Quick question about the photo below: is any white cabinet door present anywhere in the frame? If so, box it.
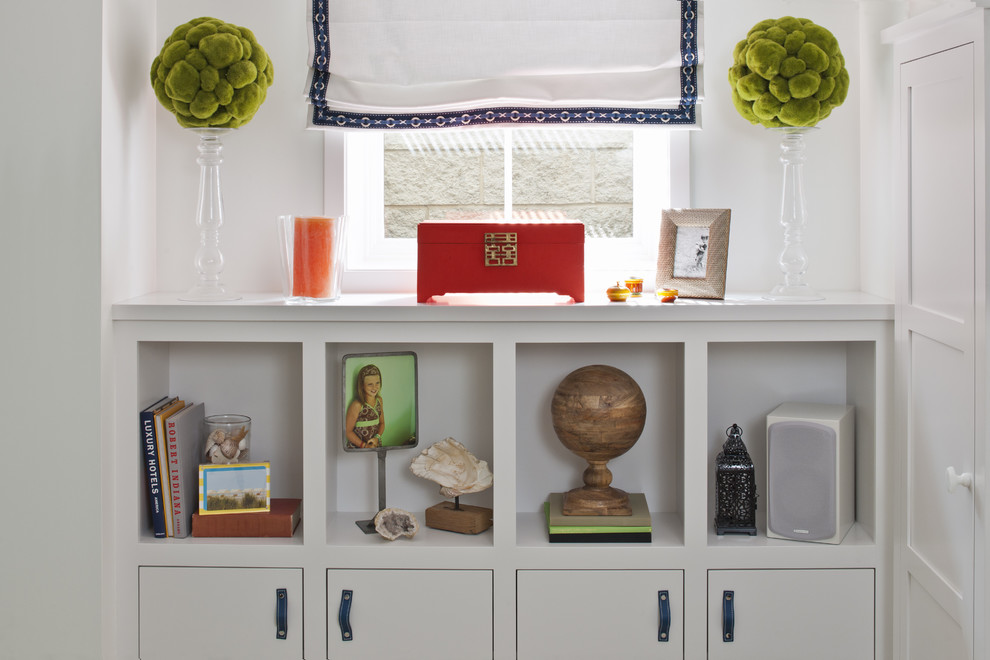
[327,569,492,660]
[516,569,683,660]
[895,40,977,660]
[139,566,303,660]
[707,569,873,660]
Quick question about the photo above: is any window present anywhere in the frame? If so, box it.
[329,129,689,293]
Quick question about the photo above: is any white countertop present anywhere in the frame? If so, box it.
[112,290,893,324]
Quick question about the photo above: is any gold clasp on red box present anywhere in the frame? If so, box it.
[484,232,518,266]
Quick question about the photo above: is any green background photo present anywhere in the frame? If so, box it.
[342,352,418,450]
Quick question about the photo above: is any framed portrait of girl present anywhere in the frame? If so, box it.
[342,351,418,452]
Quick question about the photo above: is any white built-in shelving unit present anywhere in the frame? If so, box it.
[112,291,892,659]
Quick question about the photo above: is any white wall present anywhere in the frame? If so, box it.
[0,2,103,659]
[151,0,901,298]
[860,0,907,298]
[102,1,158,657]
[910,0,957,14]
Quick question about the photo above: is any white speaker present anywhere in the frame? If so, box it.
[766,402,855,544]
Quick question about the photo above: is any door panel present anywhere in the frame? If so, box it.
[516,570,683,660]
[908,333,974,596]
[706,569,874,660]
[327,569,492,660]
[908,573,968,659]
[907,65,974,322]
[139,567,303,660]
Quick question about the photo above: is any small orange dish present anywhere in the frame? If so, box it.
[624,277,644,297]
[607,282,632,302]
[658,288,678,303]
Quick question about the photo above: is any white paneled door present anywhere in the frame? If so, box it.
[896,42,976,660]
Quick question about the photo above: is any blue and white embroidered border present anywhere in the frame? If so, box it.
[308,1,700,129]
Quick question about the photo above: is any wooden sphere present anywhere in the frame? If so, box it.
[551,365,647,462]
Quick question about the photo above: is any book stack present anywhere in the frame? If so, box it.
[544,492,652,543]
[139,396,205,539]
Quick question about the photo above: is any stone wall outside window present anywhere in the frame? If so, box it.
[383,130,634,239]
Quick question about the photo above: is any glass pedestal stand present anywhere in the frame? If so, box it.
[179,128,240,302]
[765,127,823,301]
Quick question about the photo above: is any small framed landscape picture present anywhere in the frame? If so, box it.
[656,208,731,299]
[342,351,419,452]
[198,462,271,515]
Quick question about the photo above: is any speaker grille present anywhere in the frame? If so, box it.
[767,421,836,541]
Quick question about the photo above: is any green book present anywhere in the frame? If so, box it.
[544,492,652,534]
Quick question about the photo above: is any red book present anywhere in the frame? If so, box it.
[165,402,205,538]
[191,498,302,538]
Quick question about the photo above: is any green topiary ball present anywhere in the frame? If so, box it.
[151,17,275,128]
[728,16,848,128]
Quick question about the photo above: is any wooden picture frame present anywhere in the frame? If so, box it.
[656,208,731,299]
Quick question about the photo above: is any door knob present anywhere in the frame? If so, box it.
[946,466,973,493]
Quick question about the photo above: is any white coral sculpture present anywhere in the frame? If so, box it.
[409,437,493,499]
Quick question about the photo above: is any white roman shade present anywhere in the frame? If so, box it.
[306,0,703,129]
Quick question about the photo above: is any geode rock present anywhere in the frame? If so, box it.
[373,508,419,541]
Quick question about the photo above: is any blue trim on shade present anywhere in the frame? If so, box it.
[310,103,696,129]
[308,0,700,129]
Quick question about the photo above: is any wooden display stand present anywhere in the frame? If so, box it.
[425,501,493,535]
[551,365,647,516]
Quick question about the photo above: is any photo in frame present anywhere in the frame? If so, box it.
[198,462,271,515]
[656,208,731,299]
[342,351,419,452]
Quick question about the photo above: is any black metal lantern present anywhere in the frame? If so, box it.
[714,423,758,535]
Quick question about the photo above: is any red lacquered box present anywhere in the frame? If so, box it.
[417,222,585,303]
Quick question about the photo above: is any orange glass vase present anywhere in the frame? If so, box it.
[278,215,346,302]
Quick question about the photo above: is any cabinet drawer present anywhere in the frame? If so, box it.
[707,568,873,659]
[327,569,492,659]
[517,569,684,660]
[139,566,303,660]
